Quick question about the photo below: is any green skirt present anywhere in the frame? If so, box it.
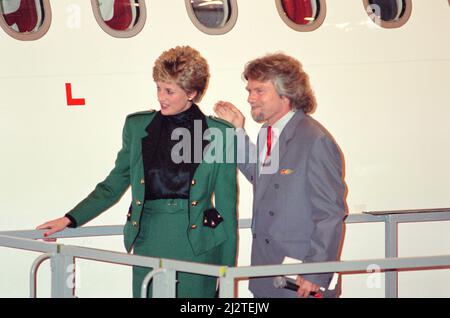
[132,198,219,298]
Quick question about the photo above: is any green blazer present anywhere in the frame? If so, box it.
[66,110,237,267]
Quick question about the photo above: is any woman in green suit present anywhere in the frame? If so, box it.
[37,46,237,298]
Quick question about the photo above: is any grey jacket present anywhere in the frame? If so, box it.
[238,110,346,298]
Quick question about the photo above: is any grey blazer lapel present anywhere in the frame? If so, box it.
[277,110,306,161]
[254,110,306,204]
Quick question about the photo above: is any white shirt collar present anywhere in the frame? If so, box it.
[270,109,296,132]
[258,110,296,173]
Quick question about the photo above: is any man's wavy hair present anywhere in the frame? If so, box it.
[243,53,317,113]
[153,46,210,103]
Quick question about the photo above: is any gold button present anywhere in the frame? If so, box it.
[191,201,198,207]
[132,221,138,227]
[140,178,145,184]
[190,224,197,229]
[191,179,196,186]
[136,200,142,206]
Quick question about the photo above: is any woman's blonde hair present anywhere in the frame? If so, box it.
[243,53,317,113]
[153,46,210,103]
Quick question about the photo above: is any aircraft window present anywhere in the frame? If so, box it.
[364,0,412,28]
[0,0,51,40]
[185,0,238,35]
[91,0,146,38]
[276,0,326,32]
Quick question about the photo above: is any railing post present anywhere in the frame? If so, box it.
[385,215,398,298]
[50,245,75,298]
[141,267,177,298]
[152,268,177,298]
[219,267,234,298]
[30,253,52,298]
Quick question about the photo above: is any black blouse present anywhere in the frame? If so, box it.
[143,104,208,200]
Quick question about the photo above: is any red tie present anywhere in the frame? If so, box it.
[265,125,272,161]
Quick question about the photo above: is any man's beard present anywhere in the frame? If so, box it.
[251,110,265,123]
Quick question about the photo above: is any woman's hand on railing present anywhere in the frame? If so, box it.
[36,217,72,242]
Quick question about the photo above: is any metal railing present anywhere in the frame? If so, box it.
[1,208,450,298]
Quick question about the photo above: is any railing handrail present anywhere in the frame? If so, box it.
[2,234,450,282]
[1,209,450,298]
[0,234,231,277]
[362,207,450,215]
[226,255,450,278]
[3,208,450,241]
